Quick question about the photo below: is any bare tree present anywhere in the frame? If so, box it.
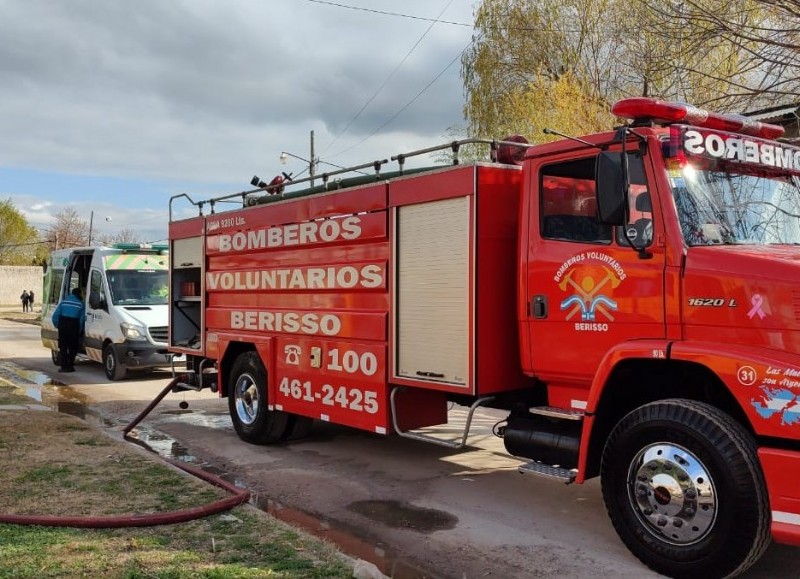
[46,207,89,252]
[96,227,144,246]
[636,0,800,109]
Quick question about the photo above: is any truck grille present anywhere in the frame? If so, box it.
[149,326,168,344]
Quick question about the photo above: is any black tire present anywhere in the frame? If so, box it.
[601,399,770,579]
[228,351,289,444]
[284,414,315,441]
[103,343,127,381]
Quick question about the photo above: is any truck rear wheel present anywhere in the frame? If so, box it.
[601,399,770,579]
[284,414,314,441]
[228,351,289,444]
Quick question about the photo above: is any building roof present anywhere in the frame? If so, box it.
[743,103,799,122]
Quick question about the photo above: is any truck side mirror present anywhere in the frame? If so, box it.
[595,152,626,225]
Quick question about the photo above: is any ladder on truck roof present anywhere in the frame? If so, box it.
[168,137,530,221]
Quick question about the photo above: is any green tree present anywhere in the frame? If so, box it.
[461,0,785,141]
[0,199,40,265]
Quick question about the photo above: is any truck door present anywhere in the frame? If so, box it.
[524,151,666,387]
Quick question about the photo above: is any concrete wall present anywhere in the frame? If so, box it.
[0,266,44,308]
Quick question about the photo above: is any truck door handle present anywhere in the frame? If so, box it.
[531,295,547,319]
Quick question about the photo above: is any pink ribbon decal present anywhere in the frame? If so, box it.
[747,294,766,320]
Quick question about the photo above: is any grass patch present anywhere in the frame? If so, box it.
[0,386,34,406]
[0,408,352,577]
[0,516,351,578]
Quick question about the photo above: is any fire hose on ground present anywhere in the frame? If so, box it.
[0,375,250,528]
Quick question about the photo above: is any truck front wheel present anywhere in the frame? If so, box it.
[228,352,289,444]
[601,399,770,579]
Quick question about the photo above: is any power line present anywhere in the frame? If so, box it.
[300,0,587,33]
[0,239,49,249]
[330,38,473,159]
[301,0,472,27]
[322,0,458,155]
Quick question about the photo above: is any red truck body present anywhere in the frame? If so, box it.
[168,98,800,578]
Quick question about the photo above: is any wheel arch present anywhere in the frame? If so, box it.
[600,398,771,578]
[219,341,257,398]
[584,357,752,479]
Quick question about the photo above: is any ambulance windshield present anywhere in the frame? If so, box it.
[663,126,800,246]
[107,269,168,306]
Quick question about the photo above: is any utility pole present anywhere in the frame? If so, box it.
[88,210,94,246]
[310,130,316,187]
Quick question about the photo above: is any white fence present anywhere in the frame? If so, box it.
[0,266,44,308]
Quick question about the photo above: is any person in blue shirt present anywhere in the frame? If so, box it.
[52,287,86,372]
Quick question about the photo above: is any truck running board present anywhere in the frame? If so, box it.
[389,387,495,449]
[518,461,577,484]
[529,406,585,420]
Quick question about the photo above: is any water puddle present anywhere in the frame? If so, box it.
[252,494,446,579]
[0,362,112,428]
[348,500,457,533]
[1,361,448,579]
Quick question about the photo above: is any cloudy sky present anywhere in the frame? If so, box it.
[1,0,478,242]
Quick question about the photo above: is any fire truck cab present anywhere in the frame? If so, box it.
[167,98,800,578]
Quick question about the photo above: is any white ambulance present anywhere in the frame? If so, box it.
[41,244,174,380]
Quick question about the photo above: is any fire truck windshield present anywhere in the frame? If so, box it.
[662,133,800,246]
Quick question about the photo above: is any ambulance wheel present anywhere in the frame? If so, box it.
[601,399,770,579]
[103,343,127,381]
[228,351,289,444]
[51,349,60,366]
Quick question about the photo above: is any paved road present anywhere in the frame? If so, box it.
[1,318,798,578]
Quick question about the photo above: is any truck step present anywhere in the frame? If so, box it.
[518,461,577,484]
[172,381,202,392]
[529,406,584,421]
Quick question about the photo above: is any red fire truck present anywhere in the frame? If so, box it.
[167,98,800,578]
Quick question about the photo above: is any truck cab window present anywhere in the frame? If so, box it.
[541,157,612,244]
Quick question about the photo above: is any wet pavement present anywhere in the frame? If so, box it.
[2,317,798,578]
[0,359,444,578]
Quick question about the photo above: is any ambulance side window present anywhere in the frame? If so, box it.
[540,156,612,244]
[48,270,64,305]
[89,269,106,310]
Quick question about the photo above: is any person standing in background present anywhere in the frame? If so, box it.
[20,290,30,312]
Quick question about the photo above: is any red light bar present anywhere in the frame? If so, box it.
[612,97,785,140]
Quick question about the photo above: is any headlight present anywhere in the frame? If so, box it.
[121,322,147,341]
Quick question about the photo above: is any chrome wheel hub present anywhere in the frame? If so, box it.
[628,443,717,545]
[234,372,260,425]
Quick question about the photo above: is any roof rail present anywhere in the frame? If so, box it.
[168,137,530,221]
